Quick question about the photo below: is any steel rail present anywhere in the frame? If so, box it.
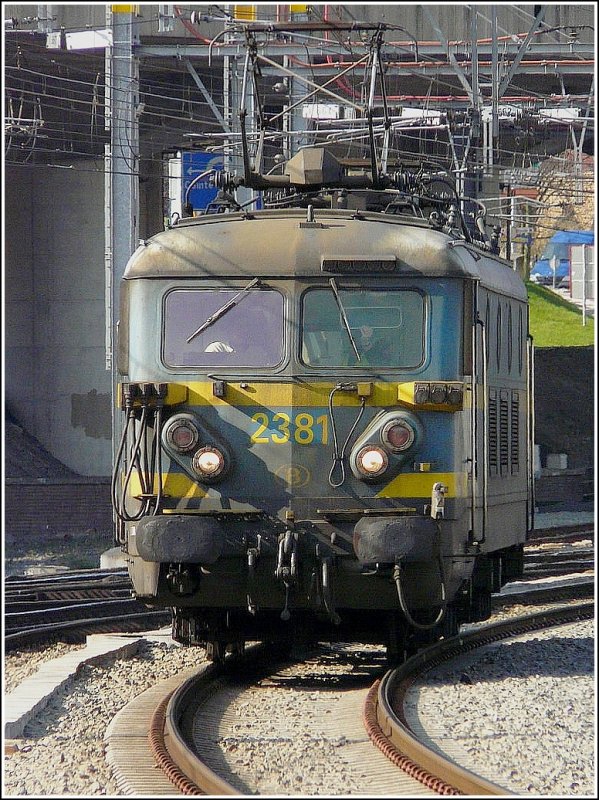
[4,579,132,596]
[5,592,135,614]
[161,671,238,795]
[5,567,128,584]
[366,601,594,795]
[495,575,593,607]
[4,597,154,632]
[4,611,171,651]
[526,522,594,544]
[156,645,271,795]
[111,593,593,795]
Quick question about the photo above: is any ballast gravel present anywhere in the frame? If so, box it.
[4,640,205,797]
[403,617,595,797]
[3,613,595,796]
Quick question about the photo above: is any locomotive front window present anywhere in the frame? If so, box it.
[162,288,284,368]
[301,288,425,368]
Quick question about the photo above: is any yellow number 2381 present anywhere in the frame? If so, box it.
[250,411,328,445]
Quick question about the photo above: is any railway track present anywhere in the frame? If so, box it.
[104,524,594,794]
[520,523,593,580]
[106,599,593,795]
[366,601,595,795]
[526,521,594,545]
[4,568,170,651]
[5,530,593,795]
[109,641,435,795]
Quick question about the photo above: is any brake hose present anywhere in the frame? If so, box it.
[120,405,151,522]
[153,405,164,513]
[328,384,365,488]
[111,400,134,523]
[112,389,166,524]
[393,552,447,630]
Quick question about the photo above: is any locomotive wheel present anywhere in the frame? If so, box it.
[206,639,246,662]
[438,605,459,639]
[471,590,492,622]
[227,640,246,657]
[386,615,413,665]
[205,640,227,663]
[266,633,295,660]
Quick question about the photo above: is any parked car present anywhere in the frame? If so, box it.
[529,230,594,286]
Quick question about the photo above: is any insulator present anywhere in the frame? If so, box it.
[390,172,418,193]
[190,11,208,25]
[214,171,235,192]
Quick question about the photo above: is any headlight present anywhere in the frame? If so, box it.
[355,445,389,478]
[192,446,227,481]
[381,419,415,452]
[165,417,199,453]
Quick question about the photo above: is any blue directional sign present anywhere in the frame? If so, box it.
[181,151,223,212]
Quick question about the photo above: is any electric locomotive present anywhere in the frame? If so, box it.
[112,147,533,661]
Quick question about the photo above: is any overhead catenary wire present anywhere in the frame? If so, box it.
[6,102,593,202]
[5,21,593,114]
[4,9,593,204]
[9,32,592,122]
[5,101,592,175]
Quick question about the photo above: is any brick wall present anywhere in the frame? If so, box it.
[534,469,594,505]
[5,480,113,538]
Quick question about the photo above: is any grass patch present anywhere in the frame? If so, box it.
[527,282,595,347]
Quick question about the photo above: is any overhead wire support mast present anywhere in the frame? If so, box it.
[107,5,140,535]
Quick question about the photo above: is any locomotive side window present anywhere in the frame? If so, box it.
[162,288,284,368]
[301,288,425,368]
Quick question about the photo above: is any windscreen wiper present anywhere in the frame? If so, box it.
[329,277,361,361]
[186,278,260,343]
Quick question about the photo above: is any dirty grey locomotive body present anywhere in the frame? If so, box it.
[114,206,532,660]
